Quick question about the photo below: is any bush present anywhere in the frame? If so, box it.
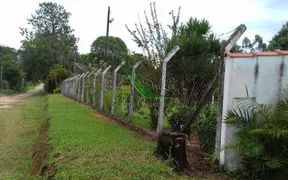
[194,104,218,152]
[168,105,194,133]
[53,88,61,94]
[224,88,288,179]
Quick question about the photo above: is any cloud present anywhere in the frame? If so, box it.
[0,0,286,54]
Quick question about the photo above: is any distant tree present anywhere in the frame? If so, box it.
[90,36,128,69]
[0,45,23,90]
[19,2,78,82]
[269,21,288,50]
[241,35,268,52]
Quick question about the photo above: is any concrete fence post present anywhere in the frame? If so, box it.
[157,45,180,134]
[111,61,125,115]
[74,74,80,99]
[86,69,97,104]
[77,73,85,101]
[82,72,89,103]
[128,61,142,122]
[100,65,112,111]
[93,69,102,108]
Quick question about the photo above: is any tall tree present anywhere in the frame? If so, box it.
[269,21,288,50]
[90,36,128,69]
[19,2,78,81]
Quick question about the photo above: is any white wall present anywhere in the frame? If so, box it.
[219,54,288,171]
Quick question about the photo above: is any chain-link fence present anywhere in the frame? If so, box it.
[61,48,220,152]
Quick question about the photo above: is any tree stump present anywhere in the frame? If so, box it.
[155,132,190,171]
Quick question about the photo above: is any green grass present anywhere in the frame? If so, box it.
[0,93,46,179]
[47,95,189,179]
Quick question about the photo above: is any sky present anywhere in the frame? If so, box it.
[0,0,287,54]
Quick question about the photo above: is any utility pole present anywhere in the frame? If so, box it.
[105,6,111,58]
[105,6,114,59]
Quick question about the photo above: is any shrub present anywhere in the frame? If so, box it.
[224,88,288,179]
[194,104,218,152]
[53,88,61,94]
[168,105,194,133]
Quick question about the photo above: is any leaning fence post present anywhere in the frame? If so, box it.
[93,69,102,108]
[82,72,89,103]
[77,73,85,101]
[111,61,125,115]
[157,45,180,134]
[128,61,142,122]
[100,65,112,111]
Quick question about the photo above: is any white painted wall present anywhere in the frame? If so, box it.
[220,55,288,171]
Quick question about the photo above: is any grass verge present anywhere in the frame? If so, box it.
[46,95,190,179]
[0,92,46,179]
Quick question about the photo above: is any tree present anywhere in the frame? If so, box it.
[126,2,181,65]
[126,2,181,129]
[241,35,268,52]
[90,36,128,69]
[166,17,221,136]
[269,21,288,50]
[0,45,23,90]
[19,2,78,82]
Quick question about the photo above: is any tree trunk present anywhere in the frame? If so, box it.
[155,132,190,171]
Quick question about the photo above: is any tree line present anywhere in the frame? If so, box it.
[0,1,287,92]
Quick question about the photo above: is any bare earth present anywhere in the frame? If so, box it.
[0,84,44,109]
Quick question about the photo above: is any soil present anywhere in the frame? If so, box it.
[31,119,50,176]
[0,84,44,109]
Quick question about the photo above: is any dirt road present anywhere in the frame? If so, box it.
[0,84,44,108]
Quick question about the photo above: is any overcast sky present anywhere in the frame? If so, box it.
[0,0,287,54]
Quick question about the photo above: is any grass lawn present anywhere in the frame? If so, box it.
[0,93,46,179]
[47,95,190,179]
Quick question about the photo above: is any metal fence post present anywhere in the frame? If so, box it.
[128,61,142,122]
[157,45,180,134]
[82,72,89,103]
[111,61,125,115]
[93,69,102,108]
[100,65,112,111]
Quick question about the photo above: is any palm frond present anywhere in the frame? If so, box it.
[263,156,288,169]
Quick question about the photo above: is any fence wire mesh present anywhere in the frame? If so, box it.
[61,52,220,152]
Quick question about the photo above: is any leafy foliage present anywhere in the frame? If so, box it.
[53,88,61,94]
[90,36,128,70]
[168,105,194,132]
[224,88,288,179]
[269,21,288,50]
[19,2,78,82]
[195,104,218,152]
[0,45,24,90]
[126,2,181,64]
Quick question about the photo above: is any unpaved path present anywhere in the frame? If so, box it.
[0,83,44,108]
